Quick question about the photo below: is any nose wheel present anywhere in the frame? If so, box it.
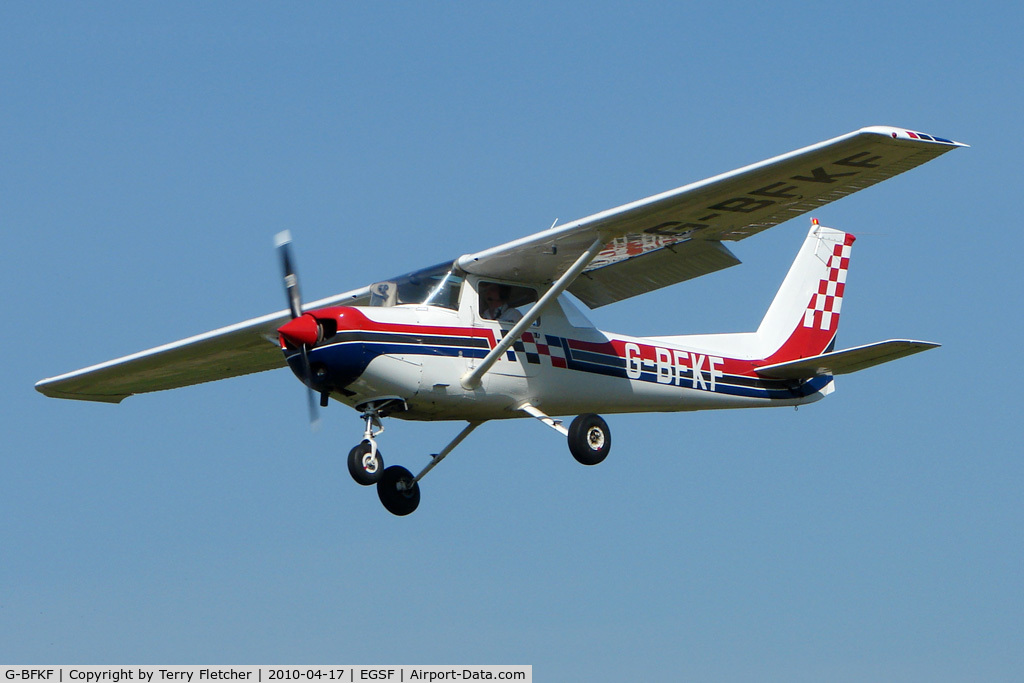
[346,399,403,486]
[347,441,383,486]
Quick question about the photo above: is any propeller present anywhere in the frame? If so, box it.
[275,230,321,428]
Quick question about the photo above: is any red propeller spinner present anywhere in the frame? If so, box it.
[277,313,321,347]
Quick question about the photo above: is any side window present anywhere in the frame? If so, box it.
[479,282,538,324]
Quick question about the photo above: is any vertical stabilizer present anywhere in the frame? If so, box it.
[757,220,855,363]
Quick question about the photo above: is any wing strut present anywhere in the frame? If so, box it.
[461,237,605,390]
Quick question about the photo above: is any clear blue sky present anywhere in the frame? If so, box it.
[3,2,1021,679]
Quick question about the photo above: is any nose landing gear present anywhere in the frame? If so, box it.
[346,399,406,486]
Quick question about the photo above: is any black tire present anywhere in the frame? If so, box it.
[348,441,384,486]
[377,465,420,516]
[568,413,611,466]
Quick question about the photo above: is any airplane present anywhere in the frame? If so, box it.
[36,125,965,515]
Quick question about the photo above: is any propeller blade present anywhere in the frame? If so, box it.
[300,344,320,429]
[275,230,303,320]
[274,230,320,429]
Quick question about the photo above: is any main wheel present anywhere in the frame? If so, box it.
[568,413,611,466]
[377,465,420,516]
[348,441,384,486]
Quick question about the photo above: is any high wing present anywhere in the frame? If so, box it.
[36,126,964,403]
[456,126,966,307]
[35,288,369,403]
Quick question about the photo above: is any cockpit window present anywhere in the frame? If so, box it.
[369,261,463,310]
[479,281,538,324]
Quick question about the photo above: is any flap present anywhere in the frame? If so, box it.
[569,238,741,308]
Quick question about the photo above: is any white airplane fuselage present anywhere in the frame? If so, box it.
[286,294,831,423]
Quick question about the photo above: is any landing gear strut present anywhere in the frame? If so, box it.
[346,399,405,486]
[345,398,483,515]
[375,420,483,516]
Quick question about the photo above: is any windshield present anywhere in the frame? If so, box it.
[369,261,463,310]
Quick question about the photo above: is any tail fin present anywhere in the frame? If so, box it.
[650,219,939,380]
[757,220,855,363]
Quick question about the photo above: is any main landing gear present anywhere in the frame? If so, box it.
[374,420,482,516]
[346,399,612,516]
[567,413,611,466]
[519,403,612,466]
[376,465,420,517]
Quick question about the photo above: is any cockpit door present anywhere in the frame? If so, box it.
[462,276,545,378]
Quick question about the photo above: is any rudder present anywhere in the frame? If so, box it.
[756,220,855,363]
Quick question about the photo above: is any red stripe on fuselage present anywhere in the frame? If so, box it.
[313,305,822,380]
[313,306,500,346]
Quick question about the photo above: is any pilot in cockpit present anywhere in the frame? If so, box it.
[480,282,524,323]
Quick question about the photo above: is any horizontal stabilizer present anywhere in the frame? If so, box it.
[755,339,939,379]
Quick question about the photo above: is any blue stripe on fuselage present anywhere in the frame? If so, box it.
[302,333,829,400]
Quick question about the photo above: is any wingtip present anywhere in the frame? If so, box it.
[862,125,968,148]
[34,381,128,403]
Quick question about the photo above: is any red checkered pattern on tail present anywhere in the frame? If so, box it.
[803,235,854,332]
